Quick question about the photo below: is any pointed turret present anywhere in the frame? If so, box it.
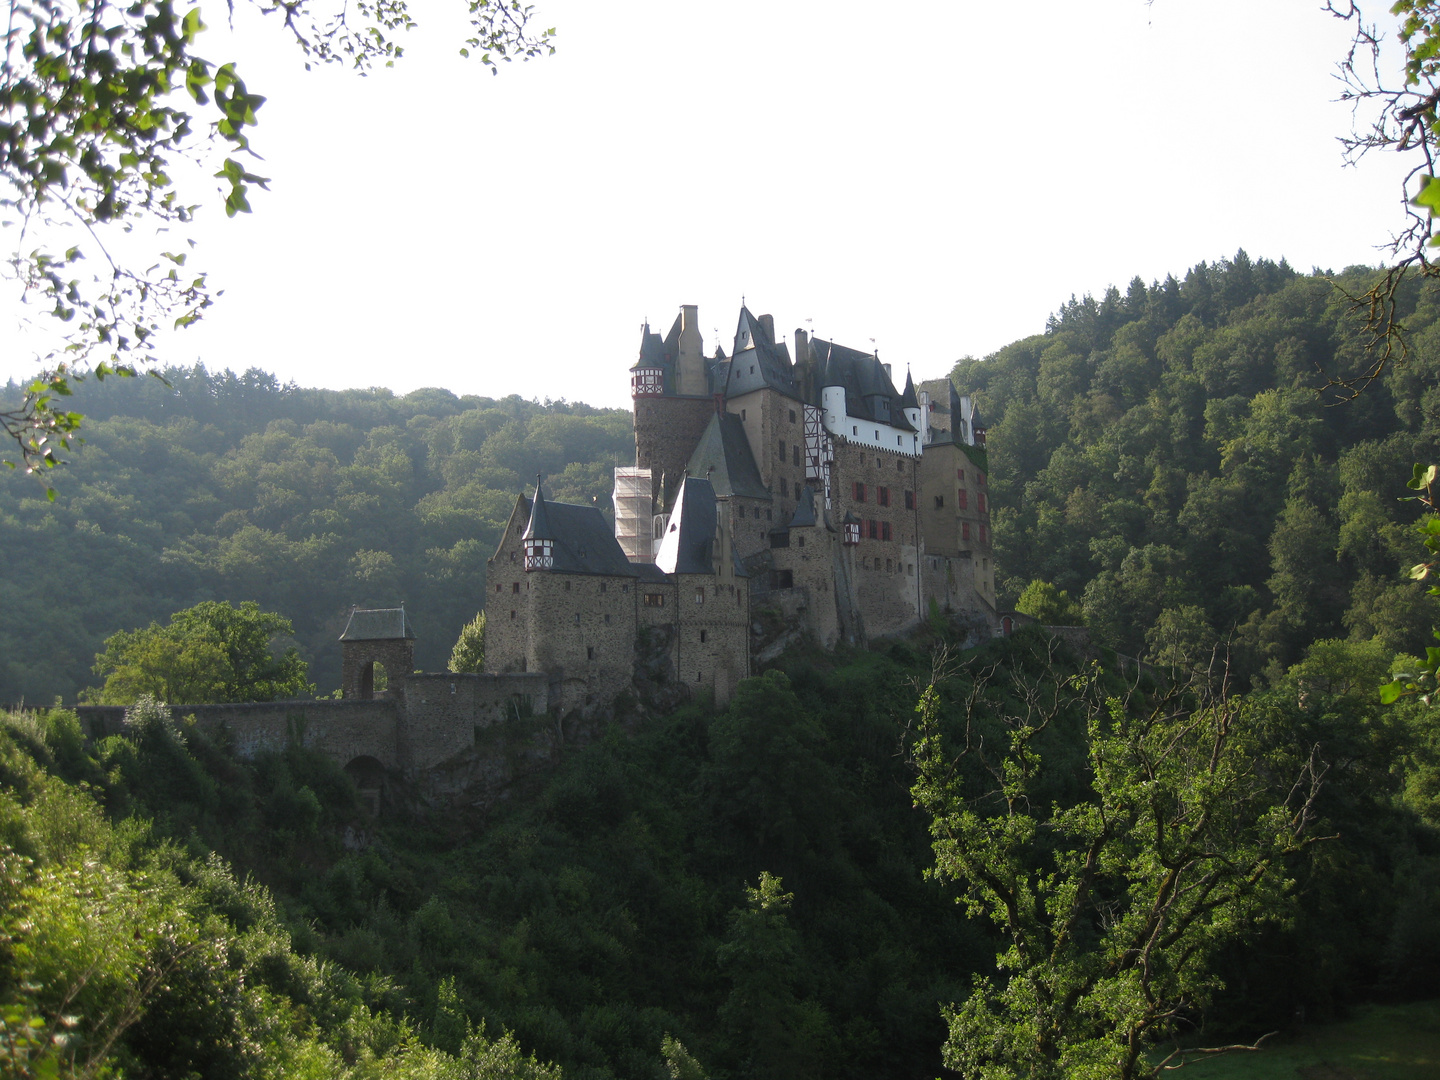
[631,322,668,396]
[900,369,922,437]
[522,477,555,570]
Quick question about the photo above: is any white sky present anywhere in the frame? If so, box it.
[0,0,1418,410]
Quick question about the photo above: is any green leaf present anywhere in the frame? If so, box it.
[1380,680,1406,704]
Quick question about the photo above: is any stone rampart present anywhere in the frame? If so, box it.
[77,699,402,769]
[402,673,549,768]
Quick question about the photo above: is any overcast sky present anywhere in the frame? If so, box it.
[0,0,1417,410]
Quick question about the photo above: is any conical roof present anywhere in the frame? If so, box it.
[522,476,552,540]
[900,369,919,410]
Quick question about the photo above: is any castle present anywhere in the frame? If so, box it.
[483,304,997,712]
[75,304,997,799]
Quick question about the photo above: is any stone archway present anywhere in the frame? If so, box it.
[344,754,388,816]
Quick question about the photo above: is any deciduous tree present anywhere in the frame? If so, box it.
[87,599,311,703]
[910,640,1325,1079]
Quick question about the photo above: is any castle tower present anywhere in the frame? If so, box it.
[522,476,555,571]
[340,606,415,701]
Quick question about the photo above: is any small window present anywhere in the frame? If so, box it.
[907,563,914,575]
[869,519,879,539]
[878,486,890,507]
[781,478,788,497]
[574,613,581,624]
[957,469,964,481]
[779,439,786,459]
[771,530,790,549]
[886,559,893,572]
[963,522,971,541]
[645,592,665,607]
[980,524,988,543]
[897,459,904,472]
[696,587,706,604]
[935,495,944,509]
[897,436,902,446]
[958,490,968,510]
[587,646,595,660]
[510,551,517,562]
[622,584,629,593]
[495,584,501,593]
[852,426,858,435]
[770,569,794,588]
[697,670,704,683]
[797,535,805,547]
[789,409,796,423]
[793,445,801,466]
[749,365,755,374]
[905,490,915,510]
[978,472,987,486]
[512,581,520,594]
[600,582,607,593]
[510,610,516,620]
[742,409,747,421]
[565,580,572,591]
[700,629,707,643]
[874,430,880,440]
[604,613,612,625]
[978,493,987,513]
[882,522,892,541]
[738,505,746,518]
[766,509,772,521]
[854,481,866,502]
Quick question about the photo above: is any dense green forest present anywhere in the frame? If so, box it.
[5,622,1439,1079]
[966,252,1439,682]
[0,370,633,703]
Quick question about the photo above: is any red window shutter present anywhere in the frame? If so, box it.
[962,522,971,541]
[958,490,968,510]
[978,493,987,513]
[980,524,988,543]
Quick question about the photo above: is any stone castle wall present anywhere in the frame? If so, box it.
[526,572,639,715]
[635,395,716,505]
[78,699,402,768]
[828,440,926,637]
[402,672,550,767]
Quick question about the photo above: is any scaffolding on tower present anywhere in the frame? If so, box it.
[612,467,654,562]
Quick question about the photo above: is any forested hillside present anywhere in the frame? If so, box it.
[0,369,633,703]
[7,625,1440,1079]
[964,252,1440,682]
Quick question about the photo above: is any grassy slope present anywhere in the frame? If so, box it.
[1165,1001,1440,1079]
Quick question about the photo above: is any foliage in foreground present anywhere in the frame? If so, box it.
[0,708,565,1079]
[912,644,1325,1079]
[3,625,1440,1079]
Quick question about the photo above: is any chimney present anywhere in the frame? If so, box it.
[677,304,705,396]
[758,313,775,342]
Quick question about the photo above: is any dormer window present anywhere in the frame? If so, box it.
[523,538,553,571]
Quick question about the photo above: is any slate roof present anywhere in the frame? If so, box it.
[788,484,829,529]
[518,489,640,577]
[813,338,916,432]
[899,370,919,411]
[656,475,717,575]
[724,306,802,400]
[629,314,684,393]
[686,412,771,500]
[340,607,415,641]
